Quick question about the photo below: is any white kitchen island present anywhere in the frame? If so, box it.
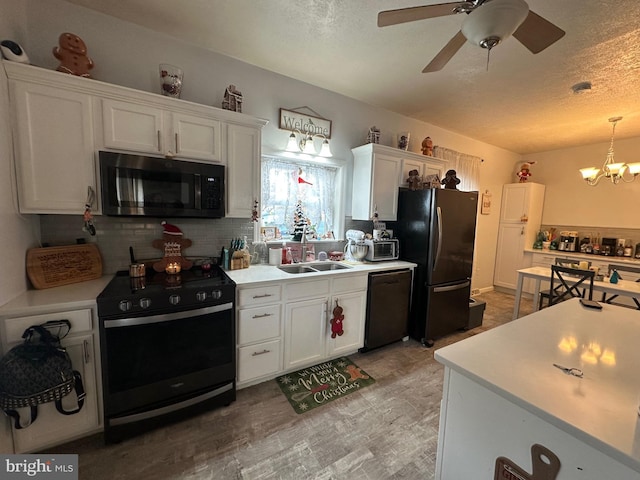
[434,298,640,479]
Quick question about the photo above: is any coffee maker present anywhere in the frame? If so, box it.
[558,231,578,252]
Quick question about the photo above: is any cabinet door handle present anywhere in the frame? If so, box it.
[252,294,273,299]
[157,130,162,151]
[83,339,91,364]
[252,349,271,356]
[175,132,179,153]
[252,313,273,319]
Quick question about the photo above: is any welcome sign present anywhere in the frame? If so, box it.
[279,108,332,138]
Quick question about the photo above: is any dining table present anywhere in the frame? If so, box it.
[513,266,640,320]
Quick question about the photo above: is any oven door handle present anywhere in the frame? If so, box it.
[103,303,233,328]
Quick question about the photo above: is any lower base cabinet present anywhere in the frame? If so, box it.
[236,273,368,387]
[284,297,328,370]
[0,309,101,453]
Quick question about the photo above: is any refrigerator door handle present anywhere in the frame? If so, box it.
[433,206,443,271]
[433,281,470,293]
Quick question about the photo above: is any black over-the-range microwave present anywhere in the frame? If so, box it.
[99,151,225,218]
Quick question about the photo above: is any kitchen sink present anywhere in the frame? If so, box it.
[277,265,317,274]
[306,262,351,271]
[277,262,352,274]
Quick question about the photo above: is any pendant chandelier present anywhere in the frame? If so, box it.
[579,116,640,185]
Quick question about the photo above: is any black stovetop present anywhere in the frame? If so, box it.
[97,265,235,318]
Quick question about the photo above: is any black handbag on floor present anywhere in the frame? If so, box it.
[0,320,85,429]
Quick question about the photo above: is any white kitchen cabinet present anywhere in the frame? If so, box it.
[283,279,330,370]
[352,144,403,221]
[0,308,100,453]
[100,99,222,162]
[236,283,283,386]
[326,291,366,356]
[399,154,447,188]
[8,78,97,214]
[352,143,447,220]
[284,297,328,370]
[326,274,367,357]
[493,183,545,291]
[499,182,545,224]
[226,123,262,218]
[5,61,268,215]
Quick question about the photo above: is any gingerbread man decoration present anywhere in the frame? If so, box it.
[345,365,370,381]
[421,136,433,156]
[330,302,344,338]
[152,221,193,273]
[53,32,94,77]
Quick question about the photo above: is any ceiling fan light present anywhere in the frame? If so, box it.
[461,0,529,47]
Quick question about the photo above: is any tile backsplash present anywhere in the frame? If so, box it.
[40,215,255,274]
[540,225,640,246]
[39,216,366,274]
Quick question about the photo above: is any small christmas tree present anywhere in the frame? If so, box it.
[292,201,308,241]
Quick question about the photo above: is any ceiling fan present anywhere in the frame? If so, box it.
[378,0,565,72]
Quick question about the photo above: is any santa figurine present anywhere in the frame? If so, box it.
[517,163,533,183]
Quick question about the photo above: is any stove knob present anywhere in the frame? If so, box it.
[211,290,222,300]
[139,298,152,309]
[119,300,132,312]
[196,291,207,302]
[169,294,181,305]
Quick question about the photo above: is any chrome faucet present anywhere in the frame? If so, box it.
[301,225,308,263]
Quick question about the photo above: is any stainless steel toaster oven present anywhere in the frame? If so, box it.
[364,239,399,262]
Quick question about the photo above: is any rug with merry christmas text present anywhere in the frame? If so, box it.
[275,357,375,414]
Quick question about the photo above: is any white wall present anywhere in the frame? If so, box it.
[2,0,523,293]
[0,0,40,307]
[524,136,640,227]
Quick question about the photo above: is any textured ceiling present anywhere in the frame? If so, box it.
[63,0,640,154]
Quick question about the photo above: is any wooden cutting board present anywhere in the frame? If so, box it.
[26,244,103,289]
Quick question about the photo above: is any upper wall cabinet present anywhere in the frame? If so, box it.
[8,77,96,214]
[351,143,447,221]
[100,99,222,162]
[3,61,267,215]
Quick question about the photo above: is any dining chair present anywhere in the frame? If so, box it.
[538,259,592,309]
[601,264,640,309]
[546,265,595,307]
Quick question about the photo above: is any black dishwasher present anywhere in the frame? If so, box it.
[361,269,412,352]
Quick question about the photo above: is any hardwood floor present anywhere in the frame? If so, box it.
[50,290,532,479]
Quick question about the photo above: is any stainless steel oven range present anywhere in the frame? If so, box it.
[96,266,235,443]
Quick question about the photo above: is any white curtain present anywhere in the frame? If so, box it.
[261,156,337,238]
[433,146,482,191]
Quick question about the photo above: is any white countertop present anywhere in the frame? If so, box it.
[224,260,416,286]
[435,298,640,473]
[526,248,640,266]
[0,276,114,317]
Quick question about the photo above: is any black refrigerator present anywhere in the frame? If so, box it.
[394,188,478,346]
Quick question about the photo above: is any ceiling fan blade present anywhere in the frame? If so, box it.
[378,2,461,27]
[513,10,565,54]
[423,30,467,73]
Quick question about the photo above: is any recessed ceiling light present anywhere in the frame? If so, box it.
[571,81,592,94]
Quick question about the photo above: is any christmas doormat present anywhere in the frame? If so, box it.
[276,357,375,414]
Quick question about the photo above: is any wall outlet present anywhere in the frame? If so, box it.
[471,288,481,296]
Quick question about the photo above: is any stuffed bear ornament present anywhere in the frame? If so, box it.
[330,304,344,338]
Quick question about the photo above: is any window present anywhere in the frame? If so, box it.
[260,154,344,241]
